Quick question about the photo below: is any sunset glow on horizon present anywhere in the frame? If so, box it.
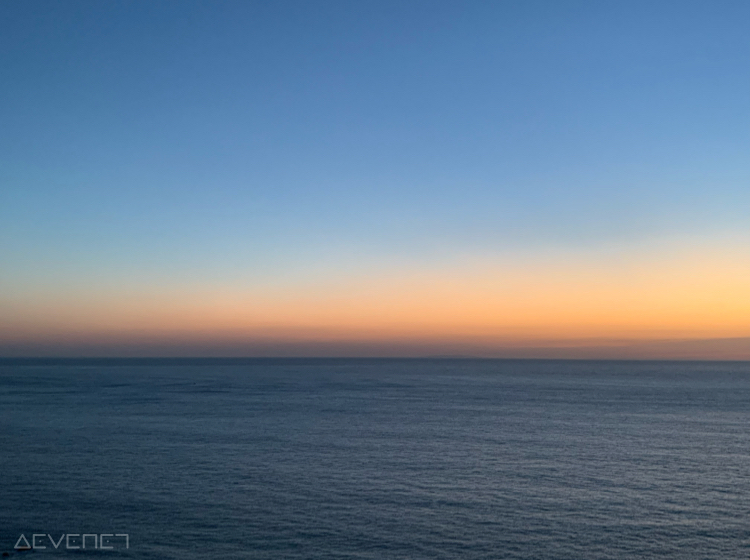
[3,233,748,358]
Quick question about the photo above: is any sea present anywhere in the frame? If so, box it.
[1,358,748,559]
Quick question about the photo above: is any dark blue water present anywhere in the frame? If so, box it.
[1,359,749,559]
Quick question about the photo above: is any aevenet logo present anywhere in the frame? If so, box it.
[14,533,129,551]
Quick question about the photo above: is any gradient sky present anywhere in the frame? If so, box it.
[1,0,749,358]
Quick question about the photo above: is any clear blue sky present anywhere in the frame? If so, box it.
[1,1,748,356]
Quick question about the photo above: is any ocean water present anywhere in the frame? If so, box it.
[1,358,749,559]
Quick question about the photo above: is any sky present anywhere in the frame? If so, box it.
[1,0,748,358]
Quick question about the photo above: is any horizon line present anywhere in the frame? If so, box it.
[2,356,749,363]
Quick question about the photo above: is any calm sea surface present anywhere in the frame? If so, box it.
[1,359,749,559]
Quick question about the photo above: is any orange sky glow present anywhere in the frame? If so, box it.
[3,236,748,359]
